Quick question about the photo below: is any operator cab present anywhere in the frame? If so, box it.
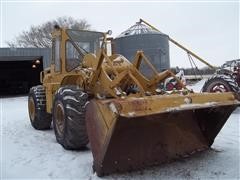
[65,30,104,71]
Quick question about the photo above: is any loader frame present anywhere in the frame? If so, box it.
[42,27,186,113]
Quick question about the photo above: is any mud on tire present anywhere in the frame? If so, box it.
[52,86,89,150]
[202,74,239,93]
[28,85,52,130]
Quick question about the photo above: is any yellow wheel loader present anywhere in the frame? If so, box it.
[28,25,240,176]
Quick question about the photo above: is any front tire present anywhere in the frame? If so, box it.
[202,75,239,93]
[28,85,52,130]
[52,86,89,150]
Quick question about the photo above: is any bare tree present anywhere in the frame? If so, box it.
[7,16,91,48]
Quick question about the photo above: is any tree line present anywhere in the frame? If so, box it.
[7,16,90,48]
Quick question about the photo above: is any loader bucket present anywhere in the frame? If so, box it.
[86,92,240,176]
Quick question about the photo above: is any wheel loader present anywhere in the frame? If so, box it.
[28,26,240,176]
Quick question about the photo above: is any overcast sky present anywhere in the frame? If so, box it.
[0,1,239,68]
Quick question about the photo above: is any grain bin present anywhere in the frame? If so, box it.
[114,22,170,74]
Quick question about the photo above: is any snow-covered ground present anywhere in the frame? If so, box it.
[1,81,240,179]
[187,79,207,92]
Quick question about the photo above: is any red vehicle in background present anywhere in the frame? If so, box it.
[202,59,240,93]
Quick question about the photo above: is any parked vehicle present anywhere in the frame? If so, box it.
[202,59,240,93]
[28,26,240,177]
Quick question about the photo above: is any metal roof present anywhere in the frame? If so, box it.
[0,48,51,69]
[116,22,163,38]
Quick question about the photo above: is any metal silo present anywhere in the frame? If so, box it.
[114,22,170,77]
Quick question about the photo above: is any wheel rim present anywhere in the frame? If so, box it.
[28,97,35,121]
[55,102,65,136]
[211,83,229,92]
[166,83,174,91]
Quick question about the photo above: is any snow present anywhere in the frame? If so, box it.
[187,78,207,92]
[1,86,240,179]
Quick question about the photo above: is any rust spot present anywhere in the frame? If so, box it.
[130,99,148,111]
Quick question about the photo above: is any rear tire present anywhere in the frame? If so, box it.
[202,75,239,93]
[52,86,89,150]
[28,85,52,130]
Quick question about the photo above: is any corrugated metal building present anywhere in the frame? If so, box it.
[0,48,51,68]
[0,48,51,94]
